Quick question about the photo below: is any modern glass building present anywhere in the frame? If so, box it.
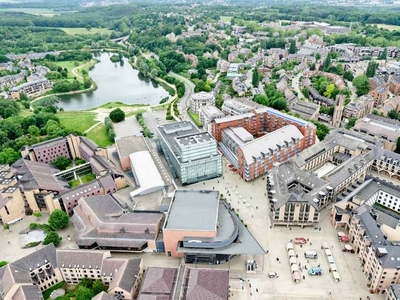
[156,121,222,185]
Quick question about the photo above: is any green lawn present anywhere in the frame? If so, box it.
[54,61,84,80]
[59,27,112,35]
[0,8,58,16]
[58,111,97,133]
[86,124,113,147]
[96,102,148,109]
[42,281,65,299]
[220,16,232,22]
[188,110,201,127]
[68,173,95,188]
[377,24,400,31]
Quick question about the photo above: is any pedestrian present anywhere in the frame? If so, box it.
[276,257,279,261]
[329,292,331,295]
[249,283,251,288]
[252,215,253,218]
[8,241,10,244]
[303,275,305,280]
[250,197,252,200]
[310,242,312,246]
[256,206,258,210]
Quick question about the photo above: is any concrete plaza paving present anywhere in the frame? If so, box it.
[186,157,385,300]
[0,155,386,300]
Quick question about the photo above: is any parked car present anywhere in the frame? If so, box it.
[294,237,307,244]
[308,268,322,276]
[269,272,279,278]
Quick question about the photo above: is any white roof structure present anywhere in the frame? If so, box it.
[129,151,165,197]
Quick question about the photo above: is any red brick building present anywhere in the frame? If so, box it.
[212,107,316,148]
[212,107,317,181]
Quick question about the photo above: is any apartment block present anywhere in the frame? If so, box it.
[343,95,374,119]
[221,99,256,116]
[353,114,400,151]
[0,244,143,300]
[9,78,52,99]
[190,92,215,114]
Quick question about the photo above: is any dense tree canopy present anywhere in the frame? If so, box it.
[109,108,125,123]
[48,209,69,230]
[352,75,369,96]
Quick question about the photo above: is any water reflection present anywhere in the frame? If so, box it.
[59,52,169,111]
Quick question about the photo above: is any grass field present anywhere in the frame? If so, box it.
[86,124,113,147]
[97,102,148,109]
[0,8,58,17]
[58,111,97,133]
[58,27,112,35]
[377,24,400,31]
[188,110,201,127]
[220,16,232,22]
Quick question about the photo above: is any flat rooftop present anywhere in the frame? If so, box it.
[115,135,147,158]
[164,190,219,231]
[176,132,213,146]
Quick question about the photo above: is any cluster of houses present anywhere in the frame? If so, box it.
[0,52,56,99]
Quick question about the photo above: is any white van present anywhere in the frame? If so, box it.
[304,251,318,259]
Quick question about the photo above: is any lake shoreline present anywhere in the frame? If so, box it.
[57,52,169,111]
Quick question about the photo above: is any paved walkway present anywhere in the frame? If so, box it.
[186,157,384,300]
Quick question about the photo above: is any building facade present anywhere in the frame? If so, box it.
[156,122,222,185]
[190,92,215,113]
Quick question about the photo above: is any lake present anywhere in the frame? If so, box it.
[59,52,169,111]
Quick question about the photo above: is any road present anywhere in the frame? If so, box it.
[170,72,195,121]
[346,81,358,102]
[291,70,307,101]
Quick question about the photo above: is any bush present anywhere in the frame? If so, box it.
[0,261,7,267]
[48,209,69,230]
[43,231,62,247]
[109,108,125,122]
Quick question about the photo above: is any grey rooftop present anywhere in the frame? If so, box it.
[164,190,219,231]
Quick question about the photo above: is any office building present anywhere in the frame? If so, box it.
[156,121,222,185]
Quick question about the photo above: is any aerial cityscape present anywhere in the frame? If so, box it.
[1,0,400,299]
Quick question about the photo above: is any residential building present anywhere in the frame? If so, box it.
[234,125,304,181]
[267,160,326,227]
[21,135,80,164]
[0,244,143,300]
[137,266,230,300]
[190,92,215,114]
[290,101,320,120]
[199,105,224,132]
[232,77,247,96]
[386,284,400,300]
[163,190,265,263]
[389,74,400,95]
[156,121,222,185]
[9,78,52,99]
[343,96,374,119]
[212,107,316,150]
[72,195,163,252]
[221,99,256,116]
[301,78,334,106]
[353,114,400,151]
[371,148,400,180]
[349,206,400,294]
[60,174,118,215]
[378,96,400,116]
[369,85,389,107]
